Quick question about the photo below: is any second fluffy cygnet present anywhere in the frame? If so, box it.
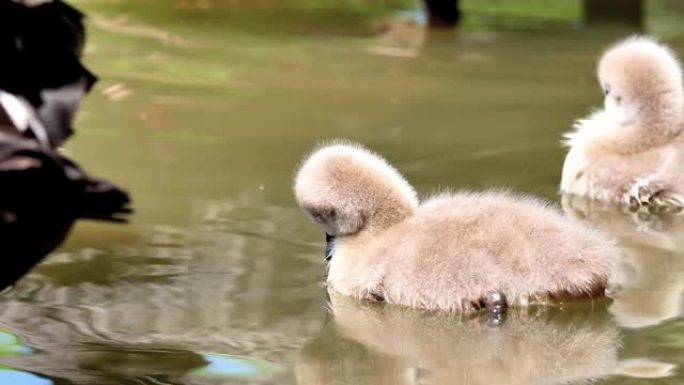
[294,142,617,312]
[561,36,684,207]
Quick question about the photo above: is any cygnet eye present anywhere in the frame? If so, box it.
[310,212,326,224]
[614,95,622,104]
[603,85,611,96]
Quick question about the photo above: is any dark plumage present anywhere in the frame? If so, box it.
[0,0,131,291]
[0,0,96,147]
[0,108,131,292]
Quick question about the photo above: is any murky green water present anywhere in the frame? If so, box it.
[1,1,684,384]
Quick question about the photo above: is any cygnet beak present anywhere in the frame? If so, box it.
[324,233,335,261]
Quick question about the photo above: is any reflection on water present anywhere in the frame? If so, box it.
[563,197,684,381]
[0,368,52,385]
[0,330,52,385]
[563,196,684,329]
[0,330,32,357]
[1,0,684,383]
[188,352,280,381]
[298,293,619,385]
[0,199,320,384]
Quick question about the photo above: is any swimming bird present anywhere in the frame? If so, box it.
[561,36,684,208]
[294,142,617,312]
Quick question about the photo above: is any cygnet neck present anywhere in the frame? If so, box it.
[363,201,415,235]
[613,94,684,154]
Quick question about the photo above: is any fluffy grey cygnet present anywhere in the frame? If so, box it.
[295,141,618,311]
[562,36,684,208]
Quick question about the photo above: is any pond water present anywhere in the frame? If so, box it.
[2,1,684,384]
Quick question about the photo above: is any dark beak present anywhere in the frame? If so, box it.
[325,233,335,261]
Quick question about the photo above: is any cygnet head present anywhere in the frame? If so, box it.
[294,142,418,237]
[598,36,683,127]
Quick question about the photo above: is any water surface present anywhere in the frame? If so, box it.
[1,1,684,384]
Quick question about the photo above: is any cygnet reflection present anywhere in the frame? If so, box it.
[296,291,619,385]
[563,195,684,329]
